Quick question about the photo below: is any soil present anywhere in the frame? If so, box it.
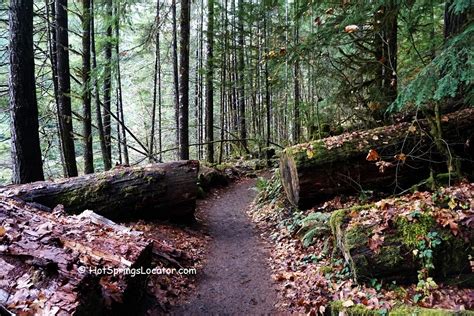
[172,177,278,315]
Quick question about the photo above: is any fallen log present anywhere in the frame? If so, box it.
[328,184,473,282]
[0,160,199,221]
[0,198,152,315]
[280,108,474,208]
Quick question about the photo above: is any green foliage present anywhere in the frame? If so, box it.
[254,169,284,206]
[296,212,331,247]
[390,24,474,112]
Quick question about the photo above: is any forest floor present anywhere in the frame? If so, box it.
[172,177,278,314]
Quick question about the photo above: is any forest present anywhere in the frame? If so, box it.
[0,0,473,315]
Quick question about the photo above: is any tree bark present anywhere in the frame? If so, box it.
[56,0,78,177]
[114,3,129,165]
[103,0,113,168]
[237,0,246,151]
[82,0,94,174]
[280,108,474,208]
[8,0,44,184]
[205,0,214,163]
[150,0,161,162]
[178,0,191,160]
[0,161,200,221]
[172,0,180,159]
[91,0,109,171]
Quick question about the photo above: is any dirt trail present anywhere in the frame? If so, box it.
[173,178,277,315]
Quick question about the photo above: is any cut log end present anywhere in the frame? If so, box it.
[280,152,300,207]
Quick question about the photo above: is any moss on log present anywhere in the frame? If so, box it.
[329,204,472,283]
[280,108,474,208]
[0,160,199,221]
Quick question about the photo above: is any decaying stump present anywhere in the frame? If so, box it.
[0,160,199,221]
[0,197,152,315]
[280,108,474,208]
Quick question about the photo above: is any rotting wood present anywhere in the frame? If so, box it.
[0,197,152,315]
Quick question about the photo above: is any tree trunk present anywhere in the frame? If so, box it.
[103,0,113,168]
[444,0,467,39]
[150,0,161,162]
[0,160,200,221]
[56,0,78,177]
[8,0,44,184]
[46,0,66,177]
[91,0,109,171]
[0,198,152,315]
[373,2,398,121]
[82,0,94,174]
[114,3,129,165]
[280,108,474,208]
[178,0,191,160]
[205,0,214,163]
[172,0,180,158]
[237,0,246,151]
[293,0,300,144]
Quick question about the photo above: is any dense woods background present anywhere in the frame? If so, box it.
[0,0,472,184]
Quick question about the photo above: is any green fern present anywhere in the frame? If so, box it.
[297,212,331,247]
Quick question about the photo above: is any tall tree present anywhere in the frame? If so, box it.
[178,0,191,160]
[150,0,162,162]
[172,0,180,158]
[237,0,246,150]
[91,0,109,170]
[373,1,398,120]
[46,0,66,176]
[103,0,113,168]
[114,2,129,165]
[82,0,94,174]
[56,0,78,177]
[293,1,301,143]
[8,0,44,184]
[205,0,214,162]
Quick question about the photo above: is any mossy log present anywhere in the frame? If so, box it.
[329,207,472,283]
[0,160,199,221]
[280,108,474,208]
[0,197,152,315]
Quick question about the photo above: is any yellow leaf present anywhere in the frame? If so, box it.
[0,226,5,237]
[448,198,457,210]
[307,149,314,159]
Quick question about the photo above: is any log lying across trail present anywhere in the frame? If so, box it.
[0,198,152,315]
[280,108,474,208]
[0,160,199,221]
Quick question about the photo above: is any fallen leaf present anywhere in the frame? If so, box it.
[366,149,380,161]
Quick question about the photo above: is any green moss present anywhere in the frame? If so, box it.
[330,301,379,316]
[329,209,348,236]
[390,305,474,316]
[319,266,333,274]
[395,213,436,248]
[345,225,371,250]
